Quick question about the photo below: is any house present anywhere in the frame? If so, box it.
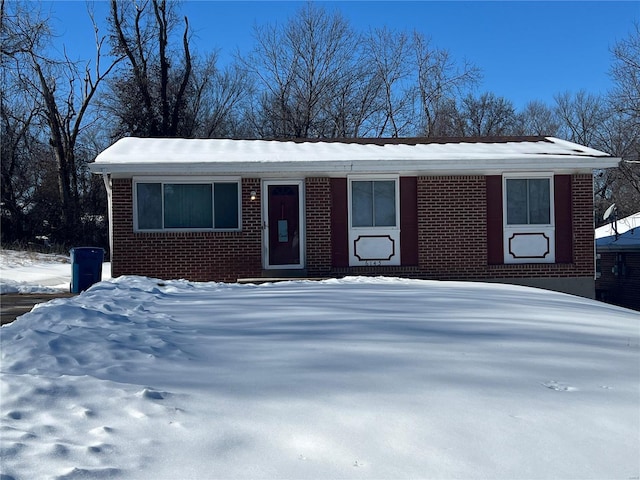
[595,211,640,310]
[90,136,619,298]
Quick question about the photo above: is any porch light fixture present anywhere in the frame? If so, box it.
[250,190,257,201]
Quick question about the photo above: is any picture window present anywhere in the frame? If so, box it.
[135,180,240,231]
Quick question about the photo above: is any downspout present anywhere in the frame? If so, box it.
[101,171,113,276]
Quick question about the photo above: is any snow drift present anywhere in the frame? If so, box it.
[1,275,638,479]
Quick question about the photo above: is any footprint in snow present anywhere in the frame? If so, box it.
[541,380,577,392]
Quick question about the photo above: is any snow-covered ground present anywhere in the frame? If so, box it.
[1,251,639,480]
[0,249,110,294]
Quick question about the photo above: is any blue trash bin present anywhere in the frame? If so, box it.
[70,247,104,293]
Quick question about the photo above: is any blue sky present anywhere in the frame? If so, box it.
[46,1,639,110]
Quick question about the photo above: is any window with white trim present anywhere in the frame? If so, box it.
[134,179,240,231]
[502,173,555,264]
[350,179,398,228]
[505,177,551,225]
[347,176,401,266]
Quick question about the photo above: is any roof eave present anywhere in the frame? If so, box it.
[596,244,640,252]
[90,156,621,177]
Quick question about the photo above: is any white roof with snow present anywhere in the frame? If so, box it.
[91,136,619,176]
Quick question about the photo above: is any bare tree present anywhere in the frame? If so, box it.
[362,27,412,137]
[412,32,481,137]
[244,5,482,139]
[593,137,640,225]
[516,100,560,136]
[243,2,361,138]
[551,88,640,219]
[607,23,640,215]
[2,0,121,242]
[453,92,517,136]
[0,94,43,242]
[323,58,381,137]
[554,90,608,147]
[107,0,192,137]
[190,54,253,138]
[609,22,640,128]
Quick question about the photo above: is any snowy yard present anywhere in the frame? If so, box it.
[0,249,110,294]
[1,250,639,479]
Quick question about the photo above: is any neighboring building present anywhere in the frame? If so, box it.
[596,212,640,310]
[90,136,619,298]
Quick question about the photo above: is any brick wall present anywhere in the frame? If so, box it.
[571,174,596,275]
[111,178,262,282]
[326,174,595,281]
[305,177,332,276]
[485,174,594,280]
[418,176,487,278]
[111,174,595,284]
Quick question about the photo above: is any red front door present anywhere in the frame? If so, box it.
[267,183,301,267]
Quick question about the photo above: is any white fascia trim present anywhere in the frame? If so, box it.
[89,156,621,177]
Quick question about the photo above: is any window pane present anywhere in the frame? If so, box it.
[164,184,213,229]
[506,179,528,225]
[214,182,239,229]
[137,183,162,230]
[374,181,396,226]
[528,178,550,224]
[352,181,373,227]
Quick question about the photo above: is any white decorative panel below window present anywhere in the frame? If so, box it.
[504,227,555,263]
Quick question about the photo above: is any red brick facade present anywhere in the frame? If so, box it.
[111,178,262,282]
[483,174,594,280]
[110,174,595,284]
[418,176,488,278]
[305,177,332,277]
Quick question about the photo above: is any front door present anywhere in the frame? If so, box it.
[263,181,304,269]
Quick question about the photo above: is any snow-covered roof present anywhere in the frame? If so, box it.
[90,136,620,176]
[596,211,640,252]
[595,211,640,239]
